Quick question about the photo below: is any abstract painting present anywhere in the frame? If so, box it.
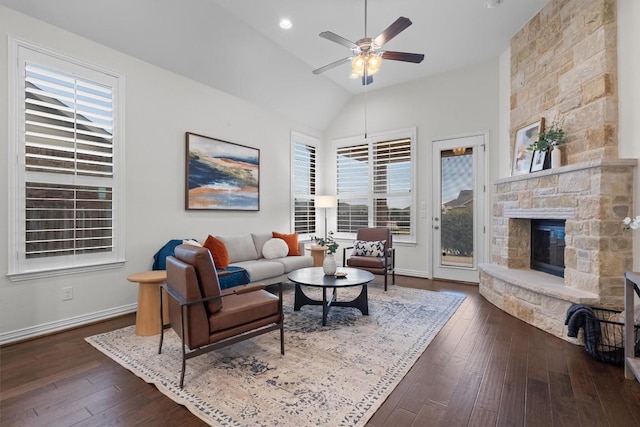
[512,118,544,176]
[185,132,260,210]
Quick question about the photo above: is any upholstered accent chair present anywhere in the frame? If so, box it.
[343,227,395,291]
[159,244,284,388]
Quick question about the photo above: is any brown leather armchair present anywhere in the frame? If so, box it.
[343,227,395,291]
[159,244,284,388]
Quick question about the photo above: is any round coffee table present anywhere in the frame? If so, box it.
[287,267,375,326]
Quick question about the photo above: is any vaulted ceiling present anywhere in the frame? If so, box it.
[0,0,548,130]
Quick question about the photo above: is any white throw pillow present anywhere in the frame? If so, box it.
[262,238,289,260]
[182,239,202,247]
[353,240,386,257]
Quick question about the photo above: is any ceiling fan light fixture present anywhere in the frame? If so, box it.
[351,55,365,76]
[367,54,383,74]
[351,53,383,77]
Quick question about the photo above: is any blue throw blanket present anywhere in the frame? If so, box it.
[152,240,250,289]
[565,304,596,337]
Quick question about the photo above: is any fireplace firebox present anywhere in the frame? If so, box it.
[531,219,566,278]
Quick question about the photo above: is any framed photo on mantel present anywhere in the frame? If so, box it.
[512,118,544,176]
[185,132,260,211]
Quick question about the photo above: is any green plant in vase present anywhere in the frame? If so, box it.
[527,120,566,169]
[527,120,566,152]
[312,231,339,255]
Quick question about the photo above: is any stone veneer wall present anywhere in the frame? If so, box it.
[510,0,618,164]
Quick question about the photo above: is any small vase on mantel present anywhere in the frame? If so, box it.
[551,146,562,168]
[323,254,337,276]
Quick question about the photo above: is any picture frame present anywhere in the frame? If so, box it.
[511,118,545,176]
[185,132,260,211]
[530,150,547,172]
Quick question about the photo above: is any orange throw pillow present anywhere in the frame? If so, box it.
[272,232,301,256]
[203,235,230,269]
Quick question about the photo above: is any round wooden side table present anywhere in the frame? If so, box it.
[307,246,328,267]
[127,270,169,336]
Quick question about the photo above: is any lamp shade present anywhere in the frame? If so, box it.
[316,195,337,208]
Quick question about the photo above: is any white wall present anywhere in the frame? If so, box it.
[324,59,500,278]
[0,7,320,342]
[618,0,640,270]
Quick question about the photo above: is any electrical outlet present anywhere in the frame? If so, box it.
[62,286,73,301]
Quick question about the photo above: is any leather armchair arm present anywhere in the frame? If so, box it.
[342,246,354,267]
[223,283,266,296]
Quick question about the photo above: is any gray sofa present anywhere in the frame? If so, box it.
[216,233,313,285]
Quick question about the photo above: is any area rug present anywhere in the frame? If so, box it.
[86,284,464,426]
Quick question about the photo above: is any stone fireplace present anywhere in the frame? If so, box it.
[478,0,637,343]
[479,159,635,341]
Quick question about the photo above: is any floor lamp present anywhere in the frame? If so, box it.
[316,195,337,241]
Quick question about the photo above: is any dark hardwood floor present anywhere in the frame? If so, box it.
[2,276,640,426]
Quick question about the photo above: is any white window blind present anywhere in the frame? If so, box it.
[373,138,412,235]
[9,39,124,278]
[291,134,318,236]
[336,144,369,233]
[335,132,414,239]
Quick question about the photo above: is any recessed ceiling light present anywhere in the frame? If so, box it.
[279,18,292,30]
[485,0,503,9]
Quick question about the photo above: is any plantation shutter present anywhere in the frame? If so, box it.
[293,142,316,234]
[373,138,412,235]
[336,144,369,233]
[24,62,115,259]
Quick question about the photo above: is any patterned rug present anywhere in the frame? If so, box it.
[86,283,464,426]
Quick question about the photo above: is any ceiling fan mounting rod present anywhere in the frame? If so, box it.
[364,0,368,37]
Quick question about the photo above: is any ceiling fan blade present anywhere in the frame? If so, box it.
[319,31,358,50]
[312,57,352,75]
[382,51,425,63]
[374,17,412,47]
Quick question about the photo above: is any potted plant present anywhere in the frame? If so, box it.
[527,120,566,169]
[312,231,339,275]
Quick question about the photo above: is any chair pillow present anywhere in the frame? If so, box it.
[203,235,230,270]
[272,232,301,256]
[262,238,289,260]
[353,240,386,257]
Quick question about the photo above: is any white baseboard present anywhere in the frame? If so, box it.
[395,268,431,279]
[0,303,137,346]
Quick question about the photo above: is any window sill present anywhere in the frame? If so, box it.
[7,261,126,282]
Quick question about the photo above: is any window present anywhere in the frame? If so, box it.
[335,129,415,242]
[291,132,318,237]
[8,39,124,279]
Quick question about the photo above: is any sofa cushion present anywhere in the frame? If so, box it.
[272,232,301,256]
[217,234,258,263]
[273,255,313,273]
[262,238,289,260]
[251,232,272,258]
[230,260,285,282]
[203,235,230,269]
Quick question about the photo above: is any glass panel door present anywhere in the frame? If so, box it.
[432,135,485,283]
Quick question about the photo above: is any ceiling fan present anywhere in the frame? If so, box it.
[312,0,425,86]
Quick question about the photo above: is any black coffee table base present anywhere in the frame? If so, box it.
[294,283,368,326]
